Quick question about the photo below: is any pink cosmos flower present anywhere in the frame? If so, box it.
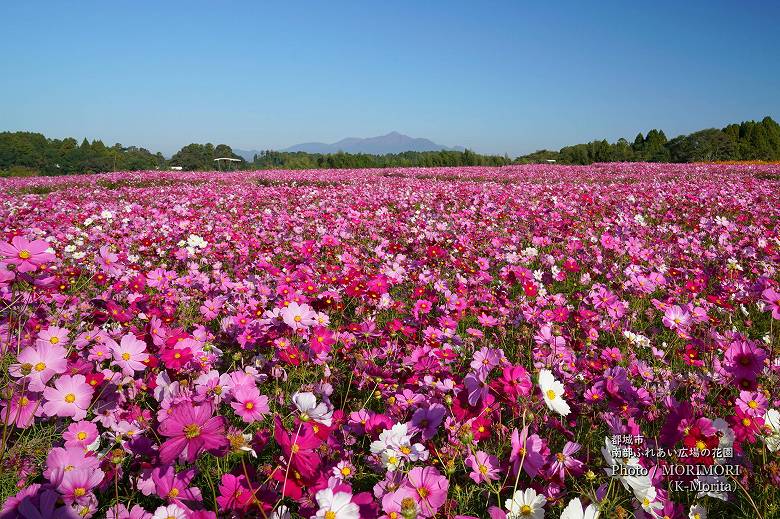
[158,402,229,464]
[662,305,690,331]
[36,326,70,348]
[10,342,68,392]
[465,451,500,483]
[97,245,122,276]
[151,465,202,504]
[57,467,104,504]
[381,487,418,519]
[0,390,42,428]
[470,347,502,374]
[546,441,584,481]
[0,236,54,272]
[280,301,317,331]
[402,466,449,518]
[44,446,101,486]
[510,426,549,478]
[230,386,270,423]
[107,504,153,519]
[42,374,94,421]
[63,420,99,449]
[736,390,768,417]
[111,333,150,375]
[762,287,780,319]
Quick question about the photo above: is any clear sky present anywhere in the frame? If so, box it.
[2,1,779,156]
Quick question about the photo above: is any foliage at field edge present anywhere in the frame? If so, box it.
[0,164,778,519]
[2,116,780,176]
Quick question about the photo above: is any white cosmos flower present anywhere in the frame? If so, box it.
[152,504,187,519]
[381,448,403,471]
[506,488,546,519]
[689,504,707,519]
[292,391,333,426]
[370,423,411,455]
[634,485,662,514]
[764,408,780,452]
[314,488,360,519]
[601,437,653,492]
[539,369,571,416]
[560,497,599,519]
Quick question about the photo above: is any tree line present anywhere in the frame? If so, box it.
[2,116,779,176]
[515,116,780,165]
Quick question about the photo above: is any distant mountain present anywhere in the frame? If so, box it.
[234,132,463,160]
[233,149,262,161]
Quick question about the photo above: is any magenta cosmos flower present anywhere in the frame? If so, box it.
[159,402,229,464]
[0,235,55,272]
[402,466,449,518]
[42,374,95,421]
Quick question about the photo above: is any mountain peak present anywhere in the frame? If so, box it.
[279,132,462,155]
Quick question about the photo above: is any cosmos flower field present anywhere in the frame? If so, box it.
[0,164,778,519]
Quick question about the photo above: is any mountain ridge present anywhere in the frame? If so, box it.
[234,132,464,160]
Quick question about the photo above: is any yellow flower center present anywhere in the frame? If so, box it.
[341,466,352,476]
[294,315,302,322]
[20,397,30,406]
[73,487,86,497]
[50,337,60,344]
[121,352,131,361]
[325,512,336,519]
[742,418,751,427]
[77,431,87,440]
[65,464,75,471]
[546,389,556,400]
[417,487,430,498]
[168,488,179,498]
[696,440,706,450]
[521,505,533,515]
[291,444,300,454]
[478,464,488,474]
[245,402,254,410]
[65,393,76,403]
[183,423,201,438]
[34,362,46,372]
[174,352,181,359]
[748,400,758,409]
[400,445,411,455]
[556,452,566,462]
[18,250,32,260]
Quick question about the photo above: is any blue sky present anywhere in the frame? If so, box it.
[1,1,779,156]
